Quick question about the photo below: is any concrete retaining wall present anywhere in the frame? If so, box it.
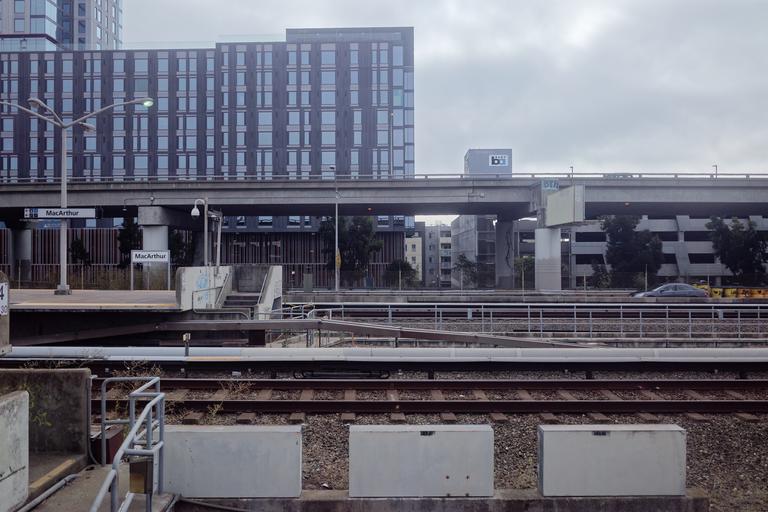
[172,489,709,512]
[163,425,302,498]
[0,369,90,455]
[176,266,233,311]
[0,390,28,512]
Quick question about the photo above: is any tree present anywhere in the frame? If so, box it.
[169,229,194,267]
[117,216,142,268]
[514,256,535,289]
[706,216,767,285]
[590,261,610,288]
[384,259,418,288]
[69,237,91,266]
[453,254,479,287]
[319,216,383,285]
[601,215,663,288]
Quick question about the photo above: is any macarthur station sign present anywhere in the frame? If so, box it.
[24,208,96,219]
[131,250,171,264]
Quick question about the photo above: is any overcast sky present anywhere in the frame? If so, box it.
[124,0,768,176]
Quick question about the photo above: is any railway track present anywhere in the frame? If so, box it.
[95,378,768,420]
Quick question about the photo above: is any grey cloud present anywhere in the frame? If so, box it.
[124,0,768,174]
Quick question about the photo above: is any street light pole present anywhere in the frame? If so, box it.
[0,96,154,295]
[712,164,718,178]
[335,185,340,292]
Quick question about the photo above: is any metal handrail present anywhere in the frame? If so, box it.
[2,171,768,186]
[92,377,165,512]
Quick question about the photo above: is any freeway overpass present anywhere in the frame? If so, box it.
[1,173,768,218]
[2,172,768,290]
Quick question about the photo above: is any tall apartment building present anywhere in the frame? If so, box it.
[0,0,122,51]
[0,26,414,183]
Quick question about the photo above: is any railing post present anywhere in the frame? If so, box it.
[639,311,643,338]
[688,311,692,339]
[589,311,593,338]
[737,309,742,339]
[527,305,531,333]
[101,380,109,466]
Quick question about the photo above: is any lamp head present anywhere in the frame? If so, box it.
[190,205,200,217]
[80,122,97,132]
[27,97,46,109]
[139,98,154,108]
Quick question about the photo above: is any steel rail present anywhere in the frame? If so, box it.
[93,398,768,414]
[90,377,768,391]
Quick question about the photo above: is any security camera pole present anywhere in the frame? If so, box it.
[0,97,154,295]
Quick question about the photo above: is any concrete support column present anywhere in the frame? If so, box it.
[494,218,516,289]
[535,227,562,291]
[141,225,169,252]
[11,227,33,284]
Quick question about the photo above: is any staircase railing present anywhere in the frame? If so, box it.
[91,376,165,512]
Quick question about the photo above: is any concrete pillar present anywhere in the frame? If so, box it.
[535,227,562,291]
[142,225,169,252]
[10,227,32,284]
[495,218,516,289]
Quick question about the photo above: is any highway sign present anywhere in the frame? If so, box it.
[24,208,96,219]
[541,179,560,191]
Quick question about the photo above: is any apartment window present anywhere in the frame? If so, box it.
[321,71,335,85]
[321,91,335,106]
[258,132,272,146]
[393,46,404,66]
[134,59,148,73]
[321,50,335,65]
[258,111,272,125]
[321,111,335,125]
[321,131,335,145]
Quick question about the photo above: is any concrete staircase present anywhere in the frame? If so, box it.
[222,292,261,309]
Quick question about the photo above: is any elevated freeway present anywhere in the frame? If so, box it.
[1,173,767,218]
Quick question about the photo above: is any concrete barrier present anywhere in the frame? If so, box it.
[176,266,233,311]
[0,271,8,356]
[0,369,90,455]
[0,390,28,511]
[538,424,686,496]
[163,425,302,498]
[257,265,283,318]
[349,425,494,498]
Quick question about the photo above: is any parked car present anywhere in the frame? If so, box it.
[633,283,709,298]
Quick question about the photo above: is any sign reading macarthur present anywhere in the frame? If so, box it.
[24,208,96,219]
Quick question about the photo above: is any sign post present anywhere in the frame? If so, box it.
[130,250,171,291]
[0,272,9,356]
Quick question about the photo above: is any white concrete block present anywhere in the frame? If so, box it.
[349,425,494,497]
[538,424,686,496]
[162,425,301,498]
[0,391,29,512]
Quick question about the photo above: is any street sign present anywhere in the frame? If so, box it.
[24,208,96,219]
[541,179,560,192]
[131,250,171,264]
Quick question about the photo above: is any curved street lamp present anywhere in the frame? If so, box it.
[0,97,154,294]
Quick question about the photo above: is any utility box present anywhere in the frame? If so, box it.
[349,425,494,497]
[0,271,8,356]
[163,425,302,498]
[538,424,686,497]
